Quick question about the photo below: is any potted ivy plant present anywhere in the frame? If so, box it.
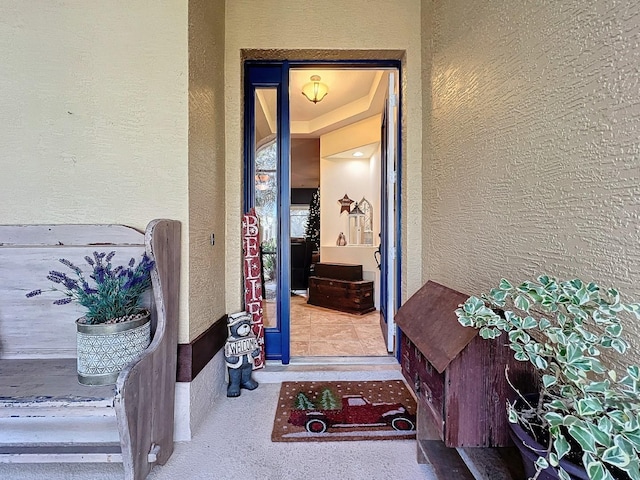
[27,251,155,385]
[455,275,640,480]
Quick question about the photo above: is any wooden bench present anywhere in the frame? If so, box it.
[0,219,181,480]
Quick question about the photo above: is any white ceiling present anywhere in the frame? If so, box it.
[290,69,379,122]
[254,68,390,143]
[290,68,389,138]
[254,68,390,187]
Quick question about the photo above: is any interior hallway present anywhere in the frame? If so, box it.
[0,370,435,480]
[262,292,390,357]
[290,293,389,357]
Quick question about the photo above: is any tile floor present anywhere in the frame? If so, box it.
[262,292,389,357]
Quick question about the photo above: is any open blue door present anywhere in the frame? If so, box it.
[243,62,291,363]
[378,71,399,353]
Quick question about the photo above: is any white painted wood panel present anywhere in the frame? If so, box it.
[0,416,120,444]
[0,245,146,358]
[0,224,143,246]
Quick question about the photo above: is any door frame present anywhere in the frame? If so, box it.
[243,59,403,363]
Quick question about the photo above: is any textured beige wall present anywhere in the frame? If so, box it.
[188,0,226,342]
[0,1,190,336]
[224,0,423,312]
[423,1,640,361]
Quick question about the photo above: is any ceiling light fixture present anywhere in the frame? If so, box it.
[352,151,364,157]
[301,75,329,104]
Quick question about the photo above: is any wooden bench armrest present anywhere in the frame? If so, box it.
[115,219,181,480]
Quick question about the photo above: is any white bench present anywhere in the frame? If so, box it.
[0,219,181,480]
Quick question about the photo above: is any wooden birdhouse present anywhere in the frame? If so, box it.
[395,281,535,450]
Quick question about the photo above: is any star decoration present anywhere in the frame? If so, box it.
[338,194,354,214]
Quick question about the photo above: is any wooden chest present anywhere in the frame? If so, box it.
[313,262,363,281]
[307,276,374,315]
[395,281,535,449]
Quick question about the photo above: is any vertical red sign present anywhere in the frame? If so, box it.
[242,208,265,369]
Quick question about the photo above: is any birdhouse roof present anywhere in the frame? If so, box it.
[395,281,476,373]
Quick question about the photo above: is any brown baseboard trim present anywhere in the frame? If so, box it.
[177,314,227,382]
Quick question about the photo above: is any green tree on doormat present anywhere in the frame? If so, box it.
[294,392,315,410]
[318,388,339,410]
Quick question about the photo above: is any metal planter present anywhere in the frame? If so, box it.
[76,312,151,386]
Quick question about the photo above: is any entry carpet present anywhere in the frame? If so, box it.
[271,380,417,442]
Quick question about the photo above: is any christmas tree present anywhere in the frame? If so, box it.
[318,388,339,410]
[305,187,320,251]
[294,392,315,410]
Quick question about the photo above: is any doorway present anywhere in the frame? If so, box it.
[244,61,400,364]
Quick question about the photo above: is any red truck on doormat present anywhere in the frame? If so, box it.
[288,394,416,433]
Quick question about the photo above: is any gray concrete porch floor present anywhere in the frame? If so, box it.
[0,363,437,480]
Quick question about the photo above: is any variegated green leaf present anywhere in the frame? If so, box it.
[624,303,640,319]
[537,274,551,286]
[533,355,548,370]
[568,424,597,454]
[587,460,609,480]
[535,456,549,470]
[588,422,613,447]
[562,415,579,427]
[521,316,537,329]
[514,352,529,362]
[614,435,635,458]
[611,338,628,354]
[605,323,622,338]
[620,459,640,480]
[549,399,568,411]
[575,286,590,305]
[554,433,571,460]
[608,410,630,427]
[598,416,613,434]
[545,412,564,427]
[489,288,507,304]
[567,304,588,320]
[499,278,513,291]
[543,374,557,388]
[610,303,625,312]
[584,381,609,394]
[577,398,604,416]
[623,430,640,449]
[601,445,630,468]
[463,296,484,314]
[514,294,530,312]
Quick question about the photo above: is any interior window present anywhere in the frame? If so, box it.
[290,205,310,238]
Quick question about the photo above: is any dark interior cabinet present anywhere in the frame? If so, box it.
[395,281,535,450]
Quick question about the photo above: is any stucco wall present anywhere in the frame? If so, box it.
[0,1,190,336]
[188,0,226,341]
[224,0,423,312]
[423,0,640,360]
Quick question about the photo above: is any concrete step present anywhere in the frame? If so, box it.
[0,414,119,445]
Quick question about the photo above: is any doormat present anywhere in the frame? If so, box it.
[271,380,417,442]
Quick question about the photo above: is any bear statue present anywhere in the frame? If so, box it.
[224,312,260,397]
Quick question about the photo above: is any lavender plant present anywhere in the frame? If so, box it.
[27,251,155,325]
